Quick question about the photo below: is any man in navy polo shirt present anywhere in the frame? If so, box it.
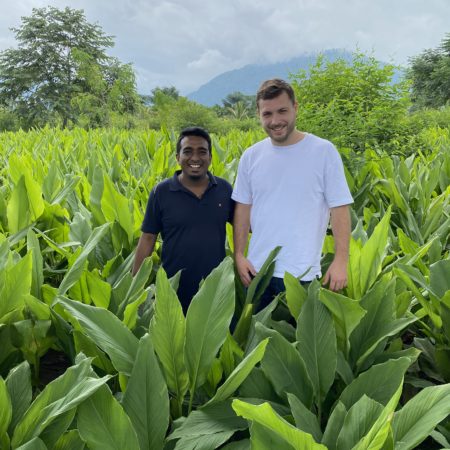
[132,127,234,312]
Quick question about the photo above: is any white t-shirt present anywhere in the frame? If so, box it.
[232,133,353,279]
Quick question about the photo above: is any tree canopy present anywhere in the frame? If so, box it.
[408,34,450,109]
[290,53,411,152]
[0,6,141,128]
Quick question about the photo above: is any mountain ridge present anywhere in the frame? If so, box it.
[187,49,353,106]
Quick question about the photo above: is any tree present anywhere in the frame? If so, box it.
[408,33,450,109]
[148,86,180,105]
[220,91,256,119]
[0,6,140,128]
[290,53,411,152]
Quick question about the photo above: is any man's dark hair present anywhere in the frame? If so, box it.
[256,79,296,107]
[176,127,212,154]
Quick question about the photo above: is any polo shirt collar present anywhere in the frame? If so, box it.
[169,170,217,191]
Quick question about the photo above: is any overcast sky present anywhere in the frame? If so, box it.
[0,0,449,95]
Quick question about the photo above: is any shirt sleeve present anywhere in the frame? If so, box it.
[324,145,354,208]
[141,185,162,234]
[231,151,253,204]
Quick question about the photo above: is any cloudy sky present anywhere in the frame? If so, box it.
[0,0,449,95]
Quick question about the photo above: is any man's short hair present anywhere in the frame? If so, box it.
[256,79,296,107]
[176,127,212,154]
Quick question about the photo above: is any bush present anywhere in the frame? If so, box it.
[290,53,411,152]
[0,107,19,131]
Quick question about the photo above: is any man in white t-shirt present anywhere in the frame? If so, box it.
[232,78,353,310]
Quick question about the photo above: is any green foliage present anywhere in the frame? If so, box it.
[408,33,450,109]
[219,91,257,121]
[0,107,18,132]
[0,6,141,129]
[290,52,411,152]
[0,126,449,448]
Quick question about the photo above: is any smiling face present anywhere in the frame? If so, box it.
[176,135,212,181]
[258,91,299,145]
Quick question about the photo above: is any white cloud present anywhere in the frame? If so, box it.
[0,0,449,95]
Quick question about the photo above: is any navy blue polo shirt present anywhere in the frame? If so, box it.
[141,171,234,311]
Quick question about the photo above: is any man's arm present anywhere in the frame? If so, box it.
[323,205,351,291]
[233,202,256,287]
[132,232,158,276]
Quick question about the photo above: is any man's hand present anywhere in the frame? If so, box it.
[235,253,257,287]
[324,205,351,291]
[322,259,347,291]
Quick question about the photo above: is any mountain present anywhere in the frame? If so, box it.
[187,49,353,106]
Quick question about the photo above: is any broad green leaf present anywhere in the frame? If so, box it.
[220,438,250,450]
[56,297,139,376]
[352,383,402,450]
[85,270,111,309]
[27,230,43,300]
[172,431,234,450]
[257,323,313,407]
[5,361,32,434]
[89,165,106,225]
[392,384,450,450]
[441,295,450,343]
[288,393,322,443]
[70,211,92,246]
[53,430,85,450]
[319,289,366,355]
[430,259,450,298]
[243,297,277,355]
[117,257,153,317]
[347,209,391,299]
[122,334,169,450]
[394,266,442,328]
[168,400,247,441]
[58,223,110,295]
[208,338,269,405]
[284,272,307,320]
[78,385,140,450]
[25,294,51,320]
[358,207,391,297]
[349,277,417,371]
[0,252,32,319]
[336,395,384,450]
[123,293,147,330]
[52,175,81,205]
[73,330,116,373]
[339,357,411,410]
[244,246,281,308]
[321,401,347,450]
[150,268,188,405]
[249,422,295,450]
[297,281,337,403]
[12,319,54,367]
[15,437,48,449]
[0,377,12,440]
[347,237,362,300]
[185,258,235,399]
[232,400,327,450]
[336,350,354,385]
[39,410,76,449]
[220,332,244,378]
[372,347,421,367]
[102,174,134,245]
[205,358,223,395]
[7,175,44,233]
[11,358,110,447]
[238,367,282,402]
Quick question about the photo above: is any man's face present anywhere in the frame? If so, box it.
[176,135,212,180]
[258,91,298,145]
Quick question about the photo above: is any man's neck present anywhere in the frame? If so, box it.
[270,130,305,147]
[178,172,210,190]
